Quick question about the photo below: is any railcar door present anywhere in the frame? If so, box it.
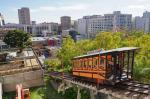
[121,50,135,80]
[103,52,126,83]
[104,53,116,83]
[113,50,136,82]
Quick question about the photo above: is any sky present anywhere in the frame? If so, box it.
[1,0,150,23]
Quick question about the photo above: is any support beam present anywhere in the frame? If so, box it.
[90,90,95,99]
[107,94,112,99]
[57,82,65,93]
[90,90,98,99]
[0,83,2,99]
[113,54,117,82]
[77,86,81,99]
[50,72,149,99]
[105,55,108,79]
[131,51,134,78]
[127,51,130,78]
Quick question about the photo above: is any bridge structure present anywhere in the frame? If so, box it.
[49,72,150,99]
[32,47,150,99]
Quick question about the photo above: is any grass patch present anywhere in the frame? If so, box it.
[30,87,44,99]
[3,87,44,99]
[3,91,16,99]
[45,78,64,99]
[3,76,89,99]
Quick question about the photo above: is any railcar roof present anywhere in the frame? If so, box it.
[73,47,139,59]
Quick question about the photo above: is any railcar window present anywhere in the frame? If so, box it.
[80,59,83,67]
[93,58,95,68]
[75,60,77,67]
[80,60,82,67]
[93,58,98,68]
[85,59,88,68]
[89,58,92,68]
[84,60,86,67]
[73,60,75,67]
[100,59,104,65]
[99,56,105,69]
[78,60,80,67]
[81,59,84,67]
[96,59,98,66]
[75,60,78,67]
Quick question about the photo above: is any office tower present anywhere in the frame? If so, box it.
[18,7,31,25]
[142,11,150,33]
[60,16,71,30]
[133,11,150,34]
[132,16,144,31]
[77,11,132,38]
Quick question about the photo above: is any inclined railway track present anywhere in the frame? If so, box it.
[121,81,150,95]
[49,71,150,96]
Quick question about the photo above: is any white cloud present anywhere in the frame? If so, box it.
[128,5,146,9]
[125,4,150,16]
[39,7,56,11]
[137,0,148,2]
[31,4,88,13]
[127,4,150,10]
[8,0,150,23]
[60,4,87,11]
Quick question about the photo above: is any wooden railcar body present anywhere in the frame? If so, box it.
[72,47,139,85]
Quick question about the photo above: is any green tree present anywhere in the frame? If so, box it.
[44,58,61,71]
[48,30,150,83]
[94,32,123,50]
[133,34,150,83]
[58,36,78,67]
[76,39,94,54]
[3,30,31,52]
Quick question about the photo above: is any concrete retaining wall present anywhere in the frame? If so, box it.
[0,70,44,92]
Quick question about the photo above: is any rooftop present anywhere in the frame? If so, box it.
[0,48,41,76]
[73,47,139,59]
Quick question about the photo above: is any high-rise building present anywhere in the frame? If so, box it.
[132,16,144,31]
[77,11,132,38]
[1,23,33,35]
[33,22,58,36]
[31,21,36,25]
[142,11,150,33]
[77,16,91,38]
[0,13,5,26]
[133,11,150,34]
[88,15,112,38]
[71,20,78,31]
[60,16,71,30]
[112,11,132,31]
[18,7,31,25]
[2,22,59,36]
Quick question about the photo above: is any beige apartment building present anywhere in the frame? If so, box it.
[18,7,31,25]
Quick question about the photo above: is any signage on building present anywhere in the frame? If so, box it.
[87,48,104,54]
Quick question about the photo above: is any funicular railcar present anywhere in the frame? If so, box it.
[72,47,139,85]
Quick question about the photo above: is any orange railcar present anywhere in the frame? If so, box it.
[72,47,139,85]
